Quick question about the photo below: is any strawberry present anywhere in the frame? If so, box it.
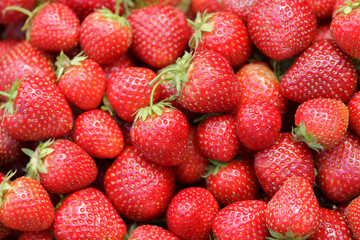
[18,229,55,240]
[212,200,269,240]
[254,132,316,197]
[220,0,257,24]
[166,187,220,240]
[104,146,175,221]
[73,109,124,159]
[80,2,132,65]
[347,196,360,239]
[205,159,259,206]
[308,207,355,240]
[316,132,360,203]
[348,91,360,137]
[190,0,221,14]
[292,98,349,151]
[280,40,357,103]
[127,4,191,69]
[52,187,127,240]
[0,171,55,231]
[247,0,317,60]
[308,0,336,18]
[266,176,320,239]
[189,11,252,66]
[55,51,106,111]
[102,53,136,79]
[129,225,180,240]
[0,39,19,58]
[1,75,73,141]
[314,23,333,42]
[0,0,36,25]
[236,99,282,150]
[236,62,288,116]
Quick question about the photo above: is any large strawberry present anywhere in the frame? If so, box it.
[104,146,175,221]
[1,75,73,141]
[247,0,317,60]
[0,0,36,25]
[129,225,180,240]
[280,39,357,103]
[347,196,360,239]
[52,187,127,240]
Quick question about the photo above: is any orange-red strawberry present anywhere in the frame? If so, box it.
[18,229,55,240]
[347,196,360,239]
[0,0,36,25]
[220,0,257,24]
[129,225,180,240]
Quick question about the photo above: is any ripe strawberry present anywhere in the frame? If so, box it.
[205,159,259,206]
[55,51,106,111]
[1,75,73,141]
[266,176,320,239]
[236,62,288,116]
[102,53,136,79]
[247,0,317,60]
[254,132,316,197]
[314,23,333,42]
[220,0,257,24]
[0,39,19,58]
[347,196,360,239]
[212,200,269,240]
[189,11,252,66]
[236,99,282,150]
[281,40,357,103]
[166,187,220,240]
[127,4,191,69]
[348,91,360,137]
[80,4,132,65]
[52,187,126,240]
[18,229,55,240]
[190,0,221,14]
[308,0,336,18]
[129,225,180,240]
[0,172,55,231]
[0,0,36,25]
[104,146,175,221]
[293,98,349,151]
[73,109,124,159]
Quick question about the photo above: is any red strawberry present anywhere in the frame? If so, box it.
[247,0,317,60]
[55,51,106,111]
[190,0,221,14]
[212,200,269,240]
[102,53,136,79]
[1,75,73,141]
[348,91,360,137]
[0,0,36,25]
[293,98,349,151]
[80,4,132,65]
[308,0,336,18]
[0,172,55,231]
[52,187,126,240]
[104,146,175,221]
[314,23,333,42]
[347,196,360,239]
[127,4,191,68]
[18,229,55,240]
[166,187,220,240]
[189,11,252,66]
[266,176,320,239]
[254,132,316,197]
[0,39,19,58]
[220,0,257,24]
[236,99,282,150]
[73,109,124,159]
[205,159,259,206]
[129,225,180,240]
[281,40,357,103]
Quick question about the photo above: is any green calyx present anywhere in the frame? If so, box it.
[335,0,360,15]
[55,51,87,80]
[0,79,21,118]
[23,138,55,182]
[202,159,228,178]
[267,229,312,240]
[96,0,131,28]
[133,101,174,123]
[291,121,324,153]
[187,11,215,50]
[0,170,16,206]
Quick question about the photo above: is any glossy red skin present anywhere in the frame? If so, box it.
[196,12,252,66]
[80,12,132,65]
[0,41,56,100]
[308,0,336,18]
[4,75,73,141]
[281,40,357,103]
[131,108,189,166]
[190,0,221,14]
[206,159,259,206]
[178,50,240,113]
[348,91,360,137]
[104,146,175,221]
[0,0,37,25]
[102,53,136,79]
[347,196,360,239]
[220,0,257,24]
[0,177,55,231]
[247,0,317,60]
[254,132,315,197]
[73,109,124,159]
[107,67,161,122]
[316,132,360,203]
[266,177,320,238]
[212,200,269,240]
[128,4,191,69]
[166,187,220,240]
[18,229,55,240]
[129,225,180,240]
[0,39,19,57]
[294,98,349,150]
[52,187,126,240]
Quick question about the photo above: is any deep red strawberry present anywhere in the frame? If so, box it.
[166,187,219,240]
[212,200,269,240]
[18,228,55,240]
[0,0,36,25]
[247,0,317,60]
[347,196,360,239]
[220,0,257,24]
[129,225,180,240]
[52,187,126,240]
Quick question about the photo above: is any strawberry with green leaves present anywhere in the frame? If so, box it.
[347,195,360,239]
[129,225,180,240]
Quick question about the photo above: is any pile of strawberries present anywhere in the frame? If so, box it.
[1,0,360,239]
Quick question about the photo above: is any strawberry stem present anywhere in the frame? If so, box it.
[0,92,10,98]
[0,170,16,206]
[3,6,32,18]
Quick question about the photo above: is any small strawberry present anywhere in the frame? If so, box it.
[52,187,127,240]
[347,196,360,239]
[220,0,257,24]
[104,146,175,221]
[212,200,269,240]
[247,0,317,60]
[18,228,55,240]
[0,0,36,25]
[265,176,320,239]
[129,225,180,240]
[166,187,220,240]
